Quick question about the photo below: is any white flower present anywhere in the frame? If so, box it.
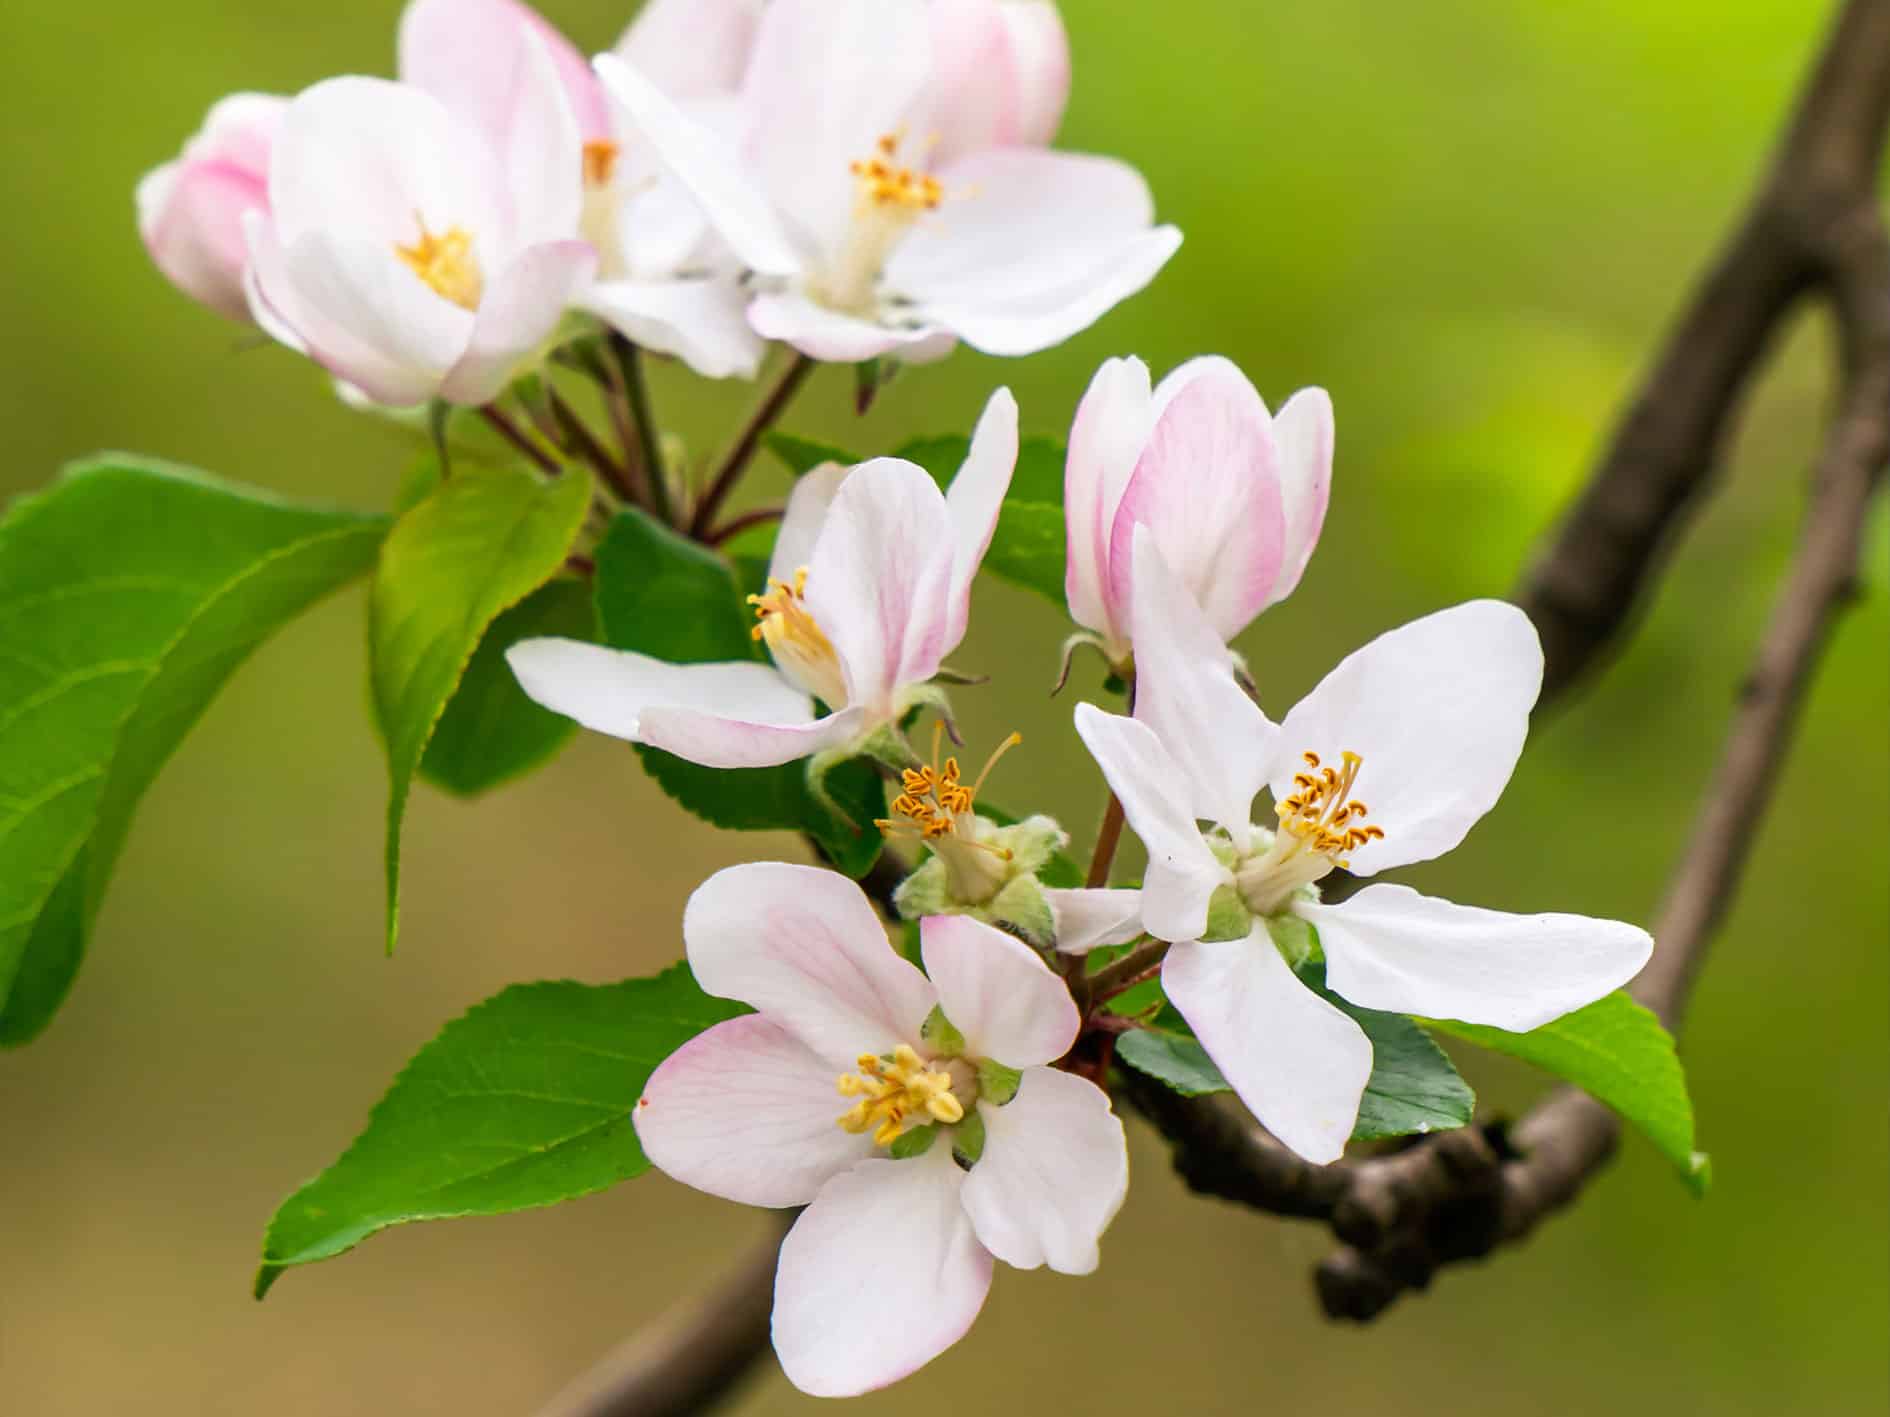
[637,862,1128,1396]
[1065,355,1333,664]
[1073,528,1654,1162]
[506,388,1018,769]
[592,0,1181,365]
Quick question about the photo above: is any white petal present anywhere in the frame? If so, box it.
[440,239,595,406]
[921,915,1077,1068]
[773,1148,992,1398]
[1163,930,1371,1164]
[941,386,1019,651]
[491,21,586,250]
[961,1066,1126,1274]
[399,0,611,146]
[1109,360,1284,644]
[684,862,938,1065]
[914,0,1024,162]
[580,275,765,381]
[995,0,1070,144]
[1071,704,1229,941]
[1302,884,1654,1033]
[747,291,953,364]
[768,461,850,586]
[615,0,763,100]
[1267,386,1333,606]
[1063,355,1152,645]
[803,459,957,716]
[1127,526,1277,843]
[1044,887,1144,955]
[636,702,867,769]
[1273,600,1544,874]
[505,636,808,737]
[634,1014,873,1207]
[592,53,800,277]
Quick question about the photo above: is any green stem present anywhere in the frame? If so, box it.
[610,336,670,525]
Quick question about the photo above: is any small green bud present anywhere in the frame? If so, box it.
[951,1109,987,1168]
[976,1058,1023,1107]
[890,1124,938,1160]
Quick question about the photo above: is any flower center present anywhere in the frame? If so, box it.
[836,1043,970,1147]
[877,727,1022,904]
[583,139,620,188]
[748,566,848,708]
[812,133,945,316]
[1234,750,1387,915]
[395,217,483,310]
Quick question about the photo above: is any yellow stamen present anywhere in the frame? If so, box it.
[835,1044,965,1147]
[1273,749,1385,868]
[394,216,483,310]
[813,132,947,315]
[875,722,1021,849]
[583,139,620,188]
[747,566,848,707]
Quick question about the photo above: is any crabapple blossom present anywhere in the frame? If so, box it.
[136,94,285,323]
[506,388,1018,770]
[1065,355,1333,666]
[1073,528,1653,1162]
[593,0,1180,364]
[635,863,1128,1396]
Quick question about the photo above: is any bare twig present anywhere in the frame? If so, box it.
[689,353,814,539]
[549,390,638,504]
[479,405,561,477]
[611,337,673,526]
[1134,0,1890,1323]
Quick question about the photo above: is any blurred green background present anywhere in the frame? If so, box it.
[2,1,1884,1413]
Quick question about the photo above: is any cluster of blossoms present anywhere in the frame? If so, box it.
[139,0,1652,1398]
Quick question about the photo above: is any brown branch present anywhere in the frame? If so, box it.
[688,353,815,539]
[1133,0,1890,1323]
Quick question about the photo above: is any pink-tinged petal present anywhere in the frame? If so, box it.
[918,0,1023,164]
[774,1148,992,1398]
[615,0,764,99]
[684,863,939,1065]
[1302,885,1654,1033]
[1273,600,1543,875]
[803,459,957,715]
[921,915,1077,1068]
[941,387,1019,651]
[1045,887,1143,955]
[1063,355,1152,644]
[441,239,595,405]
[917,224,1182,358]
[768,462,851,586]
[400,0,611,143]
[1071,704,1229,942]
[634,1015,873,1207]
[1127,527,1277,844]
[592,53,800,277]
[493,21,586,248]
[997,0,1071,145]
[637,702,866,769]
[961,1066,1126,1274]
[1164,929,1372,1164]
[580,275,764,381]
[504,637,812,741]
[747,291,952,364]
[1267,386,1333,606]
[742,0,932,265]
[1109,360,1284,644]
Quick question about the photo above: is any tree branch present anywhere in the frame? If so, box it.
[1133,0,1889,1322]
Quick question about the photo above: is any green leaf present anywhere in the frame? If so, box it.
[1429,992,1707,1192]
[890,434,1067,606]
[764,432,856,478]
[1294,961,1476,1142]
[372,466,592,950]
[593,508,882,876]
[256,964,745,1297]
[1116,1029,1228,1097]
[890,433,1065,505]
[419,577,596,797]
[0,457,383,1045]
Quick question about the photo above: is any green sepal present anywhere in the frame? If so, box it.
[1266,913,1322,967]
[977,1059,1022,1107]
[951,1109,987,1168]
[890,1124,938,1160]
[1203,885,1255,942]
[920,1005,966,1057]
[987,873,1055,947]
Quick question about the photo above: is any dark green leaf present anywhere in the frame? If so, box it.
[893,434,1064,508]
[764,432,856,478]
[372,466,592,950]
[1429,992,1707,1192]
[419,578,596,797]
[0,458,383,1044]
[592,509,882,876]
[255,965,746,1297]
[982,500,1066,605]
[1116,1029,1228,1096]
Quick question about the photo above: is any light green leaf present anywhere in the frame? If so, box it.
[0,457,384,1045]
[592,508,882,876]
[255,964,746,1297]
[419,577,596,797]
[1428,992,1707,1192]
[372,466,592,950]
[1116,1029,1228,1097]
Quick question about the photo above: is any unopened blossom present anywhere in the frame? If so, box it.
[244,52,594,407]
[1073,528,1653,1162]
[136,94,285,323]
[399,0,766,379]
[1065,355,1333,666]
[636,863,1128,1396]
[507,389,1018,769]
[593,0,1180,364]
